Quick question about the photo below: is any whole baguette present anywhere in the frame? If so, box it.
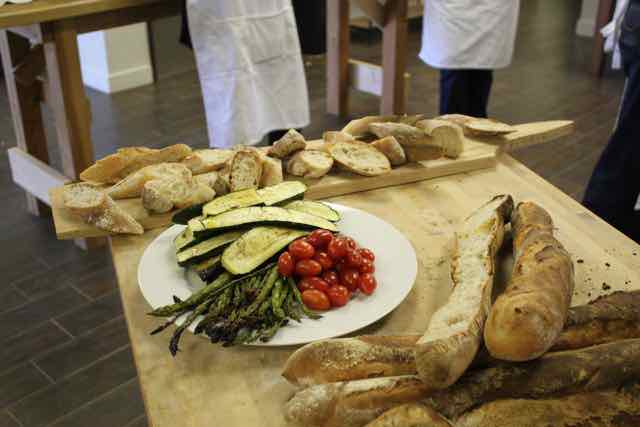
[285,339,640,427]
[365,404,452,427]
[415,195,513,389]
[484,201,575,361]
[455,383,640,427]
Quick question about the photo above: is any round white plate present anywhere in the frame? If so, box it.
[138,203,417,346]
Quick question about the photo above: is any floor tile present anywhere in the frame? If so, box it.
[0,288,28,315]
[0,363,52,408]
[71,265,118,300]
[55,290,123,337]
[0,322,71,374]
[0,412,20,427]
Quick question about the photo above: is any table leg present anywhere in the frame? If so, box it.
[381,0,407,115]
[326,0,350,116]
[591,0,615,77]
[0,30,50,216]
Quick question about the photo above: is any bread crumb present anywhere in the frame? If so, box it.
[602,282,611,291]
[604,262,610,268]
[576,259,584,264]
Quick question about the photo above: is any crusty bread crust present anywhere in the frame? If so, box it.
[368,122,431,147]
[287,150,334,178]
[182,149,233,174]
[371,136,407,166]
[229,148,263,191]
[366,403,452,427]
[327,141,391,177]
[415,195,513,389]
[260,156,284,187]
[268,129,306,158]
[415,119,465,158]
[107,163,192,199]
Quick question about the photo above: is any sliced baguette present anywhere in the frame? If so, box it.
[415,119,465,158]
[342,115,399,137]
[229,148,263,191]
[181,149,234,174]
[107,163,192,199]
[268,129,306,158]
[415,195,513,389]
[370,136,407,166]
[79,144,192,184]
[142,177,215,214]
[287,150,334,178]
[435,114,516,137]
[323,131,356,144]
[368,122,431,147]
[260,156,284,187]
[327,141,391,177]
[366,404,453,427]
[63,183,143,235]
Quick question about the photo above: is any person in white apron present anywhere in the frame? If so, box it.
[185,1,310,148]
[420,1,520,117]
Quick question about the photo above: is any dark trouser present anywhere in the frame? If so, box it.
[583,1,640,243]
[439,69,493,118]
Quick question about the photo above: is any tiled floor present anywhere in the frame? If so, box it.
[0,1,626,426]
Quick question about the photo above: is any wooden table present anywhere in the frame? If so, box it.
[109,154,640,426]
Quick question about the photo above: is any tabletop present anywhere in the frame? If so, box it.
[110,154,640,427]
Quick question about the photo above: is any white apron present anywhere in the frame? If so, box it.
[187,0,310,147]
[420,0,521,69]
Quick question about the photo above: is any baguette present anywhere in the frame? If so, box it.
[80,144,192,184]
[415,119,464,158]
[281,291,640,387]
[435,114,516,137]
[370,137,407,166]
[415,195,513,389]
[285,339,640,426]
[327,141,391,177]
[484,202,575,361]
[365,404,452,427]
[323,131,356,144]
[142,178,215,214]
[368,122,431,147]
[63,184,143,235]
[229,148,263,191]
[107,163,192,199]
[455,383,640,427]
[287,150,334,178]
[269,129,306,158]
[260,156,284,187]
[342,115,399,137]
[181,149,234,174]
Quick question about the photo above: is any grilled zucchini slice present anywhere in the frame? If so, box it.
[222,227,308,274]
[281,200,340,222]
[189,206,338,234]
[202,188,262,217]
[192,255,222,283]
[176,230,244,266]
[257,181,307,206]
[172,204,205,225]
[174,227,196,252]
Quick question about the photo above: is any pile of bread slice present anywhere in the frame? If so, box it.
[281,196,640,427]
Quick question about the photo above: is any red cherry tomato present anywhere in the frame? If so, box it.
[327,238,348,260]
[313,251,333,270]
[277,251,294,277]
[295,259,322,277]
[327,285,350,307]
[334,259,346,273]
[289,239,315,260]
[359,258,375,274]
[322,270,340,287]
[305,277,331,293]
[358,273,377,295]
[308,229,334,249]
[358,248,375,262]
[296,277,315,293]
[301,289,331,311]
[345,248,363,269]
[343,236,357,249]
[340,268,360,292]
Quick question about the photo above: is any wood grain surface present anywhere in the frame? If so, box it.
[110,154,639,427]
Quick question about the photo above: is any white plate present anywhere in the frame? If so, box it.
[138,203,417,346]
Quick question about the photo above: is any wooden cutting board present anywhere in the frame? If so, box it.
[50,120,573,239]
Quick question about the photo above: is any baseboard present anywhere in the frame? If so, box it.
[576,17,596,38]
[80,64,154,94]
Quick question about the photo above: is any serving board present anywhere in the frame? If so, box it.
[50,120,573,239]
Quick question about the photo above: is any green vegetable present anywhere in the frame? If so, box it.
[257,181,307,206]
[202,188,262,216]
[172,204,205,225]
[176,230,244,266]
[281,200,341,222]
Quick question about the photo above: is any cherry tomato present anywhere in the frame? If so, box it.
[296,277,315,293]
[277,251,294,277]
[308,229,334,249]
[327,238,348,260]
[327,285,350,307]
[340,268,360,292]
[343,236,357,250]
[359,258,375,274]
[334,259,346,273]
[289,239,315,260]
[301,289,331,311]
[345,248,363,269]
[305,276,331,293]
[358,273,377,295]
[295,259,322,277]
[322,270,340,287]
[313,251,333,270]
[358,248,375,262]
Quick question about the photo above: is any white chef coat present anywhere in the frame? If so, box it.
[187,0,310,147]
[419,0,521,69]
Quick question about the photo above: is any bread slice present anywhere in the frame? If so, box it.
[63,183,143,235]
[327,141,391,176]
[371,136,407,166]
[181,149,234,174]
[194,171,219,189]
[229,148,263,191]
[435,114,516,137]
[323,131,355,144]
[260,156,283,187]
[142,177,215,214]
[80,144,192,184]
[268,129,306,158]
[107,163,192,199]
[415,195,513,389]
[341,115,399,137]
[368,122,431,147]
[287,150,334,178]
[416,119,465,158]
[367,404,453,427]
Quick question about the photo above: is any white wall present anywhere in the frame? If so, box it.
[577,0,599,37]
[78,23,154,93]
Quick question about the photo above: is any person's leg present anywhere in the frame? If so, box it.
[439,69,472,115]
[583,2,640,242]
[469,70,493,118]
